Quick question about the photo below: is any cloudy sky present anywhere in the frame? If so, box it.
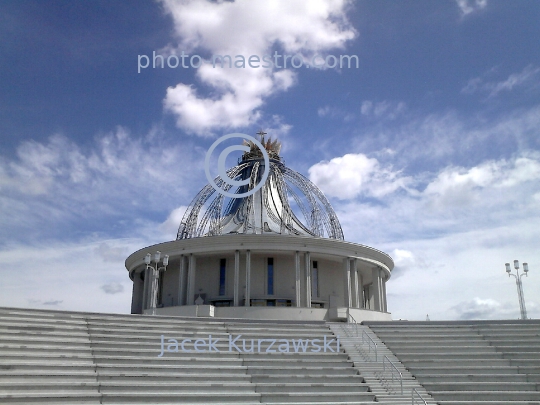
[1,0,539,320]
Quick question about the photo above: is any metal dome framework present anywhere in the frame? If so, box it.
[177,136,344,241]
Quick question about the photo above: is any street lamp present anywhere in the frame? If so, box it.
[505,260,529,320]
[145,251,169,315]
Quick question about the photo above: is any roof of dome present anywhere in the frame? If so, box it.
[177,133,344,240]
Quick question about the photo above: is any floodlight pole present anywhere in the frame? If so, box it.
[145,251,169,316]
[505,260,529,320]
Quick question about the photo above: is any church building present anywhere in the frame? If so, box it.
[125,133,393,321]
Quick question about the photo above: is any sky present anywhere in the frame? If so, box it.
[1,0,539,321]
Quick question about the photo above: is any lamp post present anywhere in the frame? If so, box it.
[505,260,529,320]
[145,251,169,316]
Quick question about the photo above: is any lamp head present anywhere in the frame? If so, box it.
[144,253,151,265]
[154,251,161,263]
[523,262,529,273]
[514,260,519,270]
[505,263,511,273]
[163,255,169,266]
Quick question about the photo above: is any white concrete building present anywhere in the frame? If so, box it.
[126,134,393,321]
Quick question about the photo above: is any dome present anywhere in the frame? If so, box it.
[177,134,344,240]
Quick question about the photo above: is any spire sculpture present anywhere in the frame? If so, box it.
[177,133,344,240]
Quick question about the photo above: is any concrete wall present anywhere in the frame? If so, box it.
[149,305,392,322]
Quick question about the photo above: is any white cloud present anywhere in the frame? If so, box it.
[378,222,540,321]
[423,155,540,208]
[42,300,63,306]
[0,239,141,313]
[462,65,540,97]
[308,153,410,200]
[488,65,540,97]
[101,282,124,294]
[0,128,199,244]
[318,106,332,117]
[95,242,129,263]
[317,105,354,121]
[160,0,356,135]
[361,100,406,120]
[451,297,511,320]
[160,205,188,238]
[456,0,488,16]
[390,249,428,279]
[328,151,540,321]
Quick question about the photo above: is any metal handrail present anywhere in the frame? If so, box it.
[412,387,428,404]
[362,330,378,362]
[383,355,403,395]
[347,313,359,337]
[347,312,378,362]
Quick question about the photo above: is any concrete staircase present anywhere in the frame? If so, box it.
[328,322,437,405]
[0,307,378,405]
[365,320,540,405]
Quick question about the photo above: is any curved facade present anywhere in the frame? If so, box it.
[126,134,394,321]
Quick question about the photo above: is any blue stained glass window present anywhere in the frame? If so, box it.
[267,258,274,295]
[312,261,319,298]
[219,259,226,296]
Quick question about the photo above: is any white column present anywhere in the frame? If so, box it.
[382,276,387,312]
[343,258,352,307]
[177,255,185,306]
[372,267,381,311]
[234,250,240,306]
[295,251,301,307]
[142,267,150,310]
[351,259,359,308]
[359,274,364,309]
[305,252,311,308]
[245,250,251,306]
[187,254,196,305]
[130,271,144,314]
[150,267,159,315]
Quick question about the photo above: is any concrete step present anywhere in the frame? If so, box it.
[254,382,371,393]
[502,351,540,359]
[402,359,512,367]
[0,382,99,392]
[247,365,359,375]
[0,392,102,403]
[96,371,250,379]
[260,392,376,403]
[414,373,529,383]
[432,390,540,401]
[438,402,540,405]
[407,366,522,375]
[250,373,365,383]
[422,381,540,391]
[98,382,257,393]
[99,392,262,403]
[396,352,504,360]
[491,342,540,348]
[381,345,497,352]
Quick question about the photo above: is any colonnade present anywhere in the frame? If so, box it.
[137,251,388,313]
[343,258,387,312]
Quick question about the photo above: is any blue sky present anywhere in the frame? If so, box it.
[1,0,539,320]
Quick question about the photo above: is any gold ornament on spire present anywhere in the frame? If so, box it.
[243,131,281,160]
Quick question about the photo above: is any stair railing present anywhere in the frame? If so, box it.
[347,312,378,362]
[347,312,359,337]
[412,387,428,404]
[361,330,378,362]
[383,355,403,395]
